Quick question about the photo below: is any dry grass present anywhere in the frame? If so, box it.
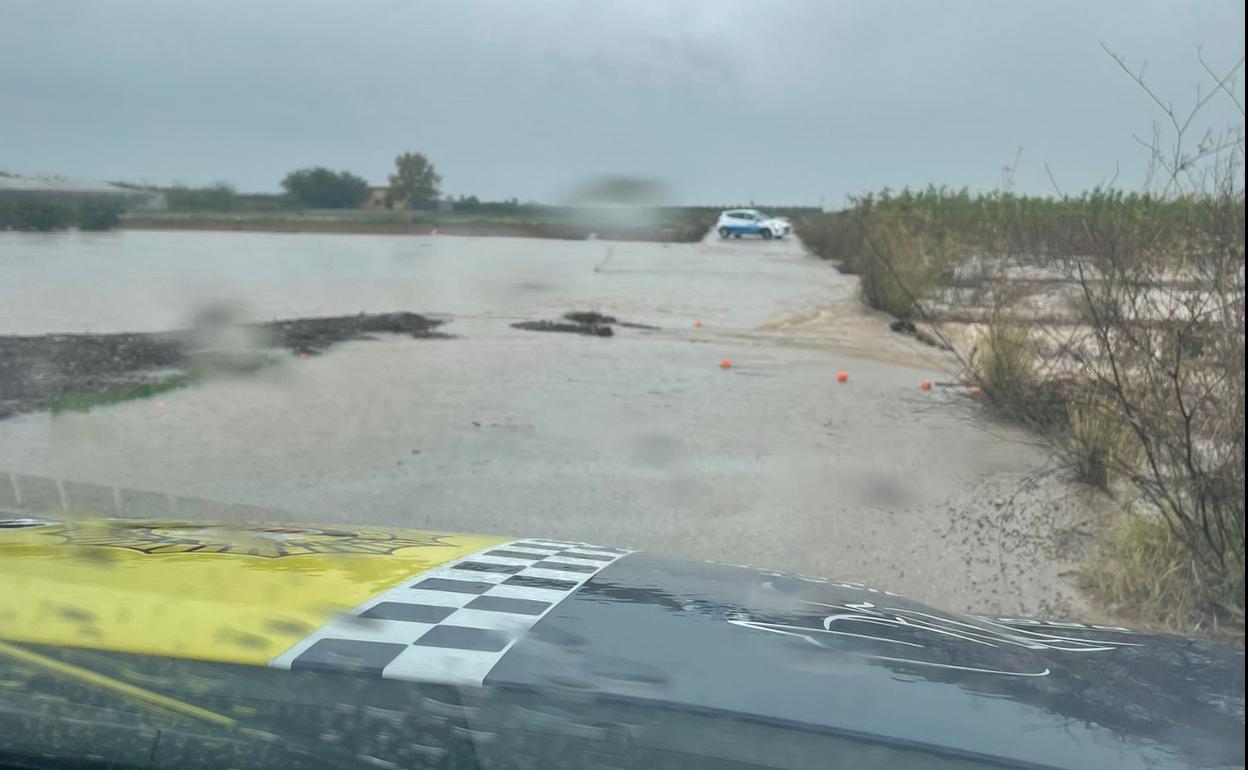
[1063,397,1137,489]
[978,317,1035,405]
[1082,513,1245,647]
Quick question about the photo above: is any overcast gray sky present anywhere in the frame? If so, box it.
[2,0,1243,204]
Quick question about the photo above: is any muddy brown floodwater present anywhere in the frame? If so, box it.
[0,229,1105,618]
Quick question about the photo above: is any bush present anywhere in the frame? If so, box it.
[0,196,128,231]
[796,193,966,319]
[10,199,73,231]
[165,183,237,211]
[864,212,960,319]
[1063,396,1136,488]
[978,316,1035,406]
[77,199,124,230]
[281,167,370,209]
[1082,513,1244,644]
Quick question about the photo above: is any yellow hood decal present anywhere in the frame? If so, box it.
[0,518,505,665]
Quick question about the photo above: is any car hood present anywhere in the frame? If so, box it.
[1,516,1243,770]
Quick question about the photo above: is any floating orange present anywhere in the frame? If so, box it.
[836,371,848,383]
[720,359,732,370]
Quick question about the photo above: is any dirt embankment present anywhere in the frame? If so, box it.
[0,313,443,419]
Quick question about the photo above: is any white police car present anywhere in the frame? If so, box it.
[716,209,790,240]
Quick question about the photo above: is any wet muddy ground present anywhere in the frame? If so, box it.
[0,229,1103,618]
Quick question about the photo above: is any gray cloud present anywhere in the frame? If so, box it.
[1,0,1243,204]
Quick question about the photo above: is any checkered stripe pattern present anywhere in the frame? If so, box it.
[270,539,632,685]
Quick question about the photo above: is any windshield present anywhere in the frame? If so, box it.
[0,2,1244,769]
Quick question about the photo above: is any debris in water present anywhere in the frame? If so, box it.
[512,320,614,337]
[562,311,616,326]
[889,319,917,334]
[511,310,659,337]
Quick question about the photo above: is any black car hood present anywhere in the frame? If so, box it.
[486,552,1245,770]
[2,517,1243,770]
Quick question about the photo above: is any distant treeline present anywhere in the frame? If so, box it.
[159,184,284,212]
[150,184,819,221]
[800,185,1234,257]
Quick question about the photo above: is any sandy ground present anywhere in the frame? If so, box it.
[0,229,1105,618]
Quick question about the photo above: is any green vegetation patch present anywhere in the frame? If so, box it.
[49,377,193,414]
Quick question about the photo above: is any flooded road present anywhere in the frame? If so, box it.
[0,229,1095,618]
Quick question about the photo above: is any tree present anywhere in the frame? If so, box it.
[281,167,370,209]
[388,152,441,208]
